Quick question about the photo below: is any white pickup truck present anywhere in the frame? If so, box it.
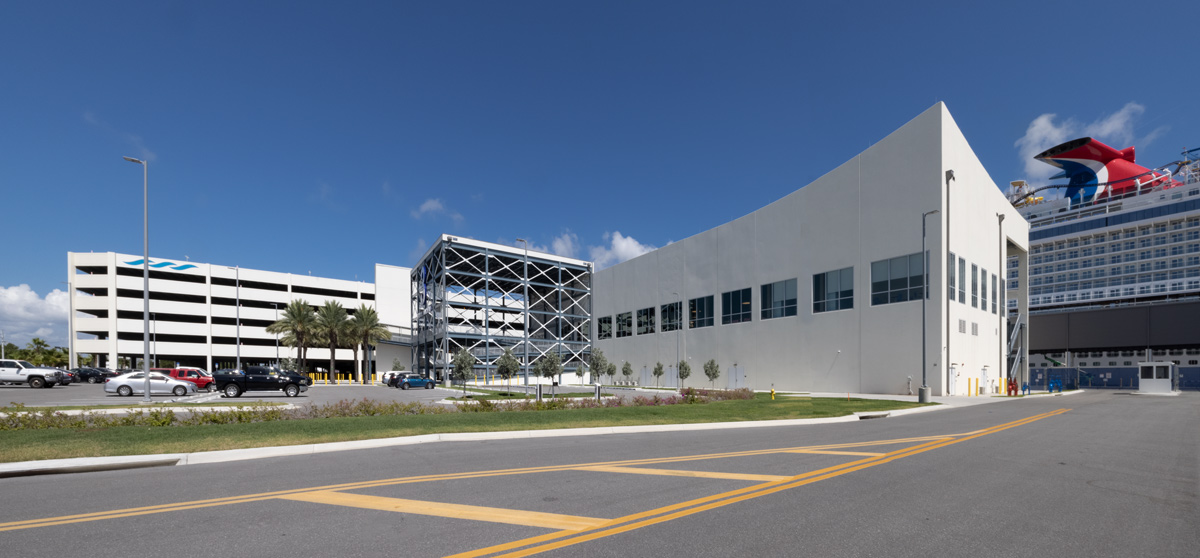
[0,359,66,388]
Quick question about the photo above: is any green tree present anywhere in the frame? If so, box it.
[349,304,391,383]
[652,362,664,388]
[587,350,608,385]
[606,362,617,384]
[451,348,477,395]
[26,338,49,365]
[575,363,587,384]
[314,301,350,384]
[703,358,721,388]
[621,361,633,384]
[495,348,520,392]
[535,352,563,396]
[677,360,692,389]
[267,300,317,374]
[391,358,406,371]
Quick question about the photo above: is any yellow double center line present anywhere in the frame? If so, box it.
[0,409,1067,539]
[450,408,1071,558]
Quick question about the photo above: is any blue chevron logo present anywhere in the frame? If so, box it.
[123,259,198,271]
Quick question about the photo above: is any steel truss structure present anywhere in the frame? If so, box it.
[412,236,592,383]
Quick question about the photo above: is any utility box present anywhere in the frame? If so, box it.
[1137,362,1178,395]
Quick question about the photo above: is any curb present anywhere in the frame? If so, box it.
[0,402,948,479]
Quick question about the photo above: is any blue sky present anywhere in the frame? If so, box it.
[2,0,1195,347]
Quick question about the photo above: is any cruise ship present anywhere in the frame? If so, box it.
[1006,139,1200,390]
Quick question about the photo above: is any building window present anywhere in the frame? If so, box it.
[948,251,957,301]
[616,312,632,338]
[721,288,752,325]
[689,296,714,329]
[981,267,988,309]
[813,267,854,313]
[661,301,682,332]
[598,316,612,340]
[971,264,979,308]
[871,252,924,305]
[971,322,978,336]
[959,257,967,304]
[760,279,797,319]
[958,319,966,333]
[636,307,655,335]
[991,273,998,314]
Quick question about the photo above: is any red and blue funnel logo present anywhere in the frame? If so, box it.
[1035,137,1175,204]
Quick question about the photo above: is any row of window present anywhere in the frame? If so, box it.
[1031,232,1200,264]
[1031,244,1200,273]
[597,254,933,340]
[1029,196,1200,242]
[1030,280,1200,305]
[1030,270,1200,295]
[1031,216,1200,253]
[947,252,999,314]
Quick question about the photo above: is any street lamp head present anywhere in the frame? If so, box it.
[997,213,1006,223]
[923,209,940,217]
[123,156,144,165]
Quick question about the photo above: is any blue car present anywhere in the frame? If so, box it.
[391,373,436,390]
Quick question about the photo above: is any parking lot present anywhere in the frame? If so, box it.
[0,381,458,408]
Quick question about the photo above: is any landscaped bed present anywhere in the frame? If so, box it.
[0,392,931,463]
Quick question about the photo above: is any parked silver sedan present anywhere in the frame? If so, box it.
[104,371,198,397]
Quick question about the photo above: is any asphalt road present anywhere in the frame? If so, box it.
[1,391,1195,558]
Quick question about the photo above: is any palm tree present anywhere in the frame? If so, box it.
[267,300,317,374]
[349,304,391,383]
[314,300,350,384]
[26,338,49,365]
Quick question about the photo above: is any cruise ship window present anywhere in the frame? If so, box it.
[1190,231,1200,240]
[1188,244,1200,253]
[1154,248,1167,258]
[1154,225,1167,234]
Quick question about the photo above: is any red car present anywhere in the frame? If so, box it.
[151,368,215,392]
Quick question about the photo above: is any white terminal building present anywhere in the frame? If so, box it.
[66,251,413,376]
[591,103,1029,395]
[66,103,1031,395]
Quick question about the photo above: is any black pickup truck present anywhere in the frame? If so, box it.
[213,366,312,398]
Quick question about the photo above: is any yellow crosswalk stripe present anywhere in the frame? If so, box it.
[278,491,608,531]
[574,465,790,482]
[784,450,885,456]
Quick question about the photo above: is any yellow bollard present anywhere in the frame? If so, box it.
[771,387,775,400]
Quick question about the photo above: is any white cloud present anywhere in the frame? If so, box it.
[410,198,463,223]
[551,232,580,259]
[589,231,655,269]
[0,285,70,347]
[1014,102,1157,182]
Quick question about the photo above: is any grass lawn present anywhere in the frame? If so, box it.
[0,394,931,463]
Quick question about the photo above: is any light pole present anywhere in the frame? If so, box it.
[944,169,955,397]
[2,330,6,359]
[123,156,152,402]
[997,213,1006,391]
[151,313,156,368]
[671,291,681,387]
[921,209,940,403]
[516,238,530,386]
